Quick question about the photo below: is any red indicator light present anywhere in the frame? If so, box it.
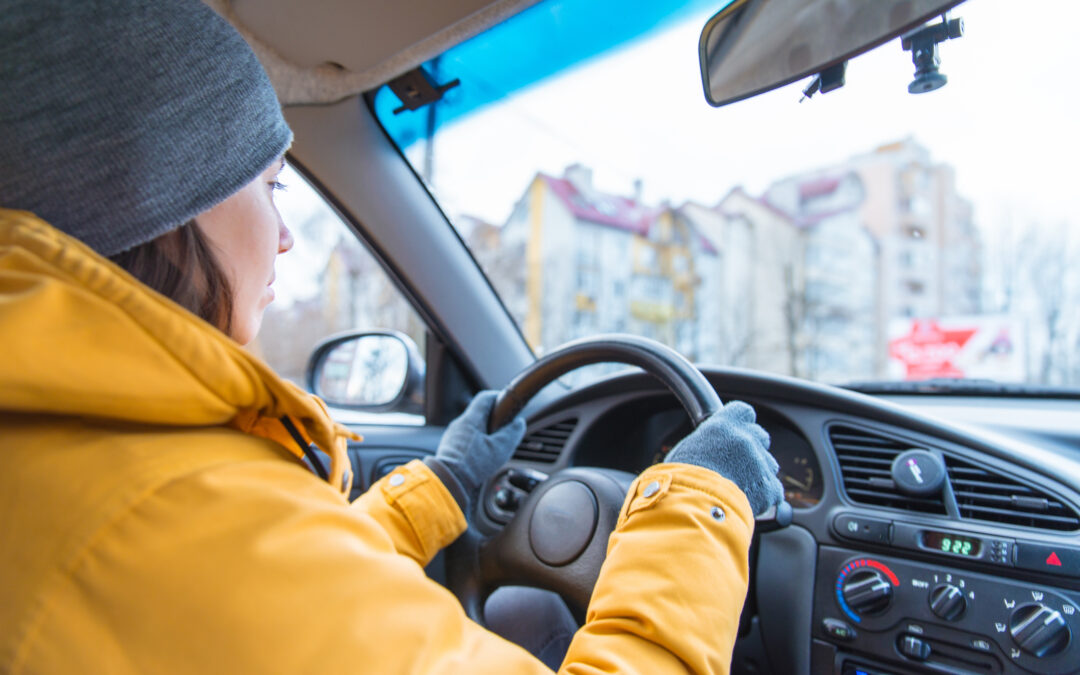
[1046,552,1063,567]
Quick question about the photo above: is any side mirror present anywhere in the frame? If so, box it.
[306,330,424,414]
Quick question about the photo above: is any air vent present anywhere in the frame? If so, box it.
[830,426,947,515]
[512,418,578,463]
[945,456,1080,532]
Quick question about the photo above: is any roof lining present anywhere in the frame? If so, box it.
[204,0,542,106]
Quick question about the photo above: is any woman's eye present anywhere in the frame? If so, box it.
[270,180,287,192]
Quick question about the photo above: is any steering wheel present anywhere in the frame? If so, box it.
[446,334,789,624]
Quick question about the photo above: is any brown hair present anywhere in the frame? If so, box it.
[109,221,233,335]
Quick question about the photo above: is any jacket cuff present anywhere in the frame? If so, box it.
[422,456,471,515]
[621,463,755,533]
[374,460,467,562]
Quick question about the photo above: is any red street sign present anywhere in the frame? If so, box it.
[1046,552,1063,567]
[888,319,977,380]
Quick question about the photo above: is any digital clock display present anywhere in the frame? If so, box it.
[922,531,982,557]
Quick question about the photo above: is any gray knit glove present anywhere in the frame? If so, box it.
[425,391,526,517]
[665,401,783,516]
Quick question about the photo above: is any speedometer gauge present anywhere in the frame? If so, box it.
[768,421,823,508]
[781,455,818,508]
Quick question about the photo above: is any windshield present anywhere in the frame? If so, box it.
[372,0,1080,390]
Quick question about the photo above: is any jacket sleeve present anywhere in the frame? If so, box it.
[561,463,754,674]
[349,459,467,567]
[24,459,751,674]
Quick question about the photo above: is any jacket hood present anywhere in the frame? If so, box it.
[0,209,356,492]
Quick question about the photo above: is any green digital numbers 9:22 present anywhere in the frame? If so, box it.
[940,537,973,556]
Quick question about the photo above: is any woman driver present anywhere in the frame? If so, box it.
[0,1,783,672]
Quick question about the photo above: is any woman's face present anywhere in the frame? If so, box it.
[196,159,293,345]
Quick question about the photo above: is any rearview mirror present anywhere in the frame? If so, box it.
[306,331,424,414]
[699,0,965,107]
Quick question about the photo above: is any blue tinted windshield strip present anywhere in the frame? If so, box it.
[373,0,730,148]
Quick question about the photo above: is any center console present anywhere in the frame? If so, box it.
[811,514,1080,674]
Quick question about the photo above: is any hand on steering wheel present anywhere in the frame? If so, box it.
[665,401,784,516]
[425,391,526,518]
[446,334,789,624]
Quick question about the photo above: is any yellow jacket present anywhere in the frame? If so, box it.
[0,209,754,674]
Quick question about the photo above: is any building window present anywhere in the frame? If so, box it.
[903,224,925,240]
[903,279,925,295]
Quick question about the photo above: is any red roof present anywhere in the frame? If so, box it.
[541,174,653,235]
[540,175,718,255]
[798,176,841,200]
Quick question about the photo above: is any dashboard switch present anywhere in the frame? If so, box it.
[842,569,894,615]
[988,539,1012,565]
[493,487,518,511]
[1010,603,1071,657]
[898,635,931,661]
[822,617,857,642]
[928,583,966,621]
[834,514,892,544]
[1015,542,1080,578]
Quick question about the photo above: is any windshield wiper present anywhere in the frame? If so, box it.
[843,378,1080,398]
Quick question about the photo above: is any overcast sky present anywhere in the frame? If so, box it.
[274,0,1079,310]
[421,0,1080,240]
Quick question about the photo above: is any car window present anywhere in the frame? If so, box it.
[372,0,1080,391]
[248,164,426,424]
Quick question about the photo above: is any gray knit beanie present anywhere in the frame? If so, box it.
[0,0,293,256]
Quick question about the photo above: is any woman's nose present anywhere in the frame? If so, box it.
[278,222,294,254]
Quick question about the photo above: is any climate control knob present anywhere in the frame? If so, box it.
[928,584,966,621]
[1010,603,1071,657]
[842,570,893,616]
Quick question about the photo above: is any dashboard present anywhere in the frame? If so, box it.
[573,403,826,509]
[501,367,1080,675]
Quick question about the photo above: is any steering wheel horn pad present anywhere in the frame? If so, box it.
[478,468,635,617]
[528,481,598,566]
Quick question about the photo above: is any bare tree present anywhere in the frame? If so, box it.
[782,263,807,379]
[1016,222,1074,385]
[718,324,755,368]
